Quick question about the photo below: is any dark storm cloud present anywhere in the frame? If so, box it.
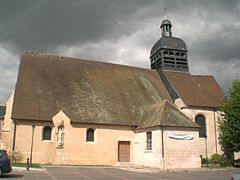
[0,0,158,51]
[191,24,240,63]
[0,0,240,104]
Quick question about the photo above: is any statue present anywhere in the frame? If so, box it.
[56,120,64,148]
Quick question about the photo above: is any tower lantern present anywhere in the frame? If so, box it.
[150,18,189,72]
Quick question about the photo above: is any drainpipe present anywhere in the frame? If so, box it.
[29,124,36,167]
[205,136,208,160]
[213,109,218,153]
[161,127,165,170]
[11,120,17,154]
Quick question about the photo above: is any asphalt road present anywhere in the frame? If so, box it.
[1,167,239,180]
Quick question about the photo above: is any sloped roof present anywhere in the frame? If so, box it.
[12,52,172,126]
[193,75,225,104]
[150,37,187,56]
[138,100,199,129]
[163,70,224,108]
[0,106,6,119]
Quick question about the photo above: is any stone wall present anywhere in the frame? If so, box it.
[133,127,163,168]
[175,98,222,158]
[14,111,134,165]
[134,127,201,169]
[1,93,14,150]
[163,127,201,169]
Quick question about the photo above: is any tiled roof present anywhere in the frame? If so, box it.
[12,52,172,126]
[150,36,187,56]
[193,75,225,105]
[138,100,199,129]
[163,70,224,108]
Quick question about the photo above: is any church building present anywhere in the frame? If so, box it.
[1,18,224,169]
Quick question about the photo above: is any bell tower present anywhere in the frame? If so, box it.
[150,18,189,72]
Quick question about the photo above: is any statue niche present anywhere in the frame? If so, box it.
[56,120,64,148]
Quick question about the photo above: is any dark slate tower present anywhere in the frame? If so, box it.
[150,19,189,72]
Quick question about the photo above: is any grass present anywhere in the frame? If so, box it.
[12,163,42,168]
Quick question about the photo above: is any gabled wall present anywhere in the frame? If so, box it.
[175,98,222,158]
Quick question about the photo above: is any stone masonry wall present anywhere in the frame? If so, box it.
[134,127,201,169]
[175,98,222,158]
[14,111,134,166]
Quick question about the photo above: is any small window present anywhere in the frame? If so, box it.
[86,128,94,142]
[42,126,52,140]
[195,115,207,138]
[146,131,152,150]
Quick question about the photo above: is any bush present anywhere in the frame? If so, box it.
[9,151,24,164]
[200,156,210,166]
[209,153,230,167]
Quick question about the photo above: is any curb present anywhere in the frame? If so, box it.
[42,165,113,168]
[166,167,239,173]
[12,166,45,171]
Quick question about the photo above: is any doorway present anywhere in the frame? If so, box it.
[118,141,130,162]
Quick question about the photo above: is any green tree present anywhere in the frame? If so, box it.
[219,80,240,153]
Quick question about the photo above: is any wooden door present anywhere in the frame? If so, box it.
[118,141,130,162]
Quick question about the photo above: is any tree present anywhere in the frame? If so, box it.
[219,80,240,153]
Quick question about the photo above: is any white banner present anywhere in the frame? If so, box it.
[169,133,193,140]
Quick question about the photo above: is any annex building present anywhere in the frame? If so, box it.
[1,18,224,169]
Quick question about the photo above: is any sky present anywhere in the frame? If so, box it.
[0,0,240,105]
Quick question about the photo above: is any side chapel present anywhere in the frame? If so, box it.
[1,18,224,169]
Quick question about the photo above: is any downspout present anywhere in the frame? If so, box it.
[11,119,17,153]
[161,127,165,170]
[213,109,218,153]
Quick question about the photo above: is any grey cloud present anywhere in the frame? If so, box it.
[0,0,240,104]
[0,0,158,51]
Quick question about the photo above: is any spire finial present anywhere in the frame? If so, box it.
[164,0,167,19]
[164,7,167,19]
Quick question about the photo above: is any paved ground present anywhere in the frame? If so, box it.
[1,166,239,180]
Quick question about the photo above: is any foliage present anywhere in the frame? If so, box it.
[9,151,24,164]
[200,156,209,166]
[219,80,240,152]
[209,153,230,167]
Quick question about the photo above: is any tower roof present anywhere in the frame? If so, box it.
[150,18,189,72]
[160,19,172,28]
[150,36,187,57]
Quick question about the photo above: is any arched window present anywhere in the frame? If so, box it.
[146,131,152,150]
[195,115,207,138]
[86,128,94,142]
[42,126,52,140]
